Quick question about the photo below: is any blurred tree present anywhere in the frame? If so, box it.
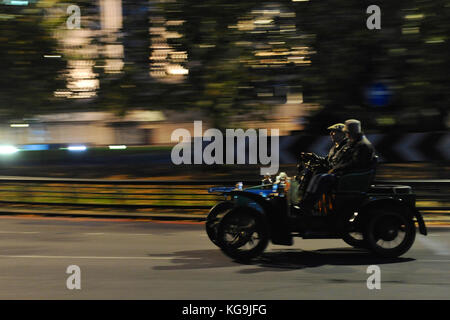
[0,0,447,134]
[97,0,153,116]
[156,0,309,129]
[0,1,66,119]
[154,0,266,129]
[292,0,449,133]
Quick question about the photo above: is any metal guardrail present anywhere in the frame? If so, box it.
[0,176,447,212]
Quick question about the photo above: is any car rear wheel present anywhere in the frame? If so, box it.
[364,210,416,258]
[217,207,269,261]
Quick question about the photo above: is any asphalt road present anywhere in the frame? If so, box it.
[0,215,448,300]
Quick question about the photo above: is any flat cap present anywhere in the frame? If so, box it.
[327,123,345,132]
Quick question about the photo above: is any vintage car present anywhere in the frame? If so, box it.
[205,158,427,261]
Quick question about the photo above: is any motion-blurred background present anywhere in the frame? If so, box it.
[0,0,448,180]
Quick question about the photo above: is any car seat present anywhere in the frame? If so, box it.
[335,155,378,193]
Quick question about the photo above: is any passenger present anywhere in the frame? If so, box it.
[329,119,376,175]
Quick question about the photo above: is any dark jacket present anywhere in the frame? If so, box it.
[317,138,348,170]
[332,134,375,175]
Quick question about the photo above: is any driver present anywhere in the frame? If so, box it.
[300,123,347,172]
[297,123,347,197]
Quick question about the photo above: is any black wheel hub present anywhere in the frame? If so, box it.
[375,216,402,242]
[223,219,258,248]
[380,227,398,241]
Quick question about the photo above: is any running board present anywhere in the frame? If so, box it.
[293,232,342,239]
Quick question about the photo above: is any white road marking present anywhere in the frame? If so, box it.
[83,233,153,236]
[0,231,155,236]
[0,254,445,263]
[0,255,195,260]
[0,231,40,234]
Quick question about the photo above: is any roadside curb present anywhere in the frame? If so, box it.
[0,212,207,222]
[0,208,206,222]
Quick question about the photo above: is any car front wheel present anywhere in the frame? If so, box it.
[217,207,269,261]
[205,201,234,246]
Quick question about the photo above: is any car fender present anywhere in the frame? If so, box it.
[359,197,427,235]
[207,201,234,217]
[227,191,272,215]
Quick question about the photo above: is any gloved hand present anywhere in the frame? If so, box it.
[300,152,317,160]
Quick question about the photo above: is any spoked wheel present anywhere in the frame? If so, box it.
[205,202,233,246]
[217,208,269,261]
[342,232,369,249]
[364,210,416,258]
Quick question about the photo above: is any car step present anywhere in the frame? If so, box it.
[299,232,341,239]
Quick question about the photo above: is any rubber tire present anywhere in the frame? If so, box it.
[217,207,269,261]
[205,201,234,246]
[342,232,369,249]
[364,210,416,258]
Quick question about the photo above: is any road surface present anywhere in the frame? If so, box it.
[0,215,448,299]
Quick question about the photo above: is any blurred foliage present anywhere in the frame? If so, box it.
[293,0,449,133]
[0,0,448,132]
[0,0,66,119]
[158,0,278,128]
